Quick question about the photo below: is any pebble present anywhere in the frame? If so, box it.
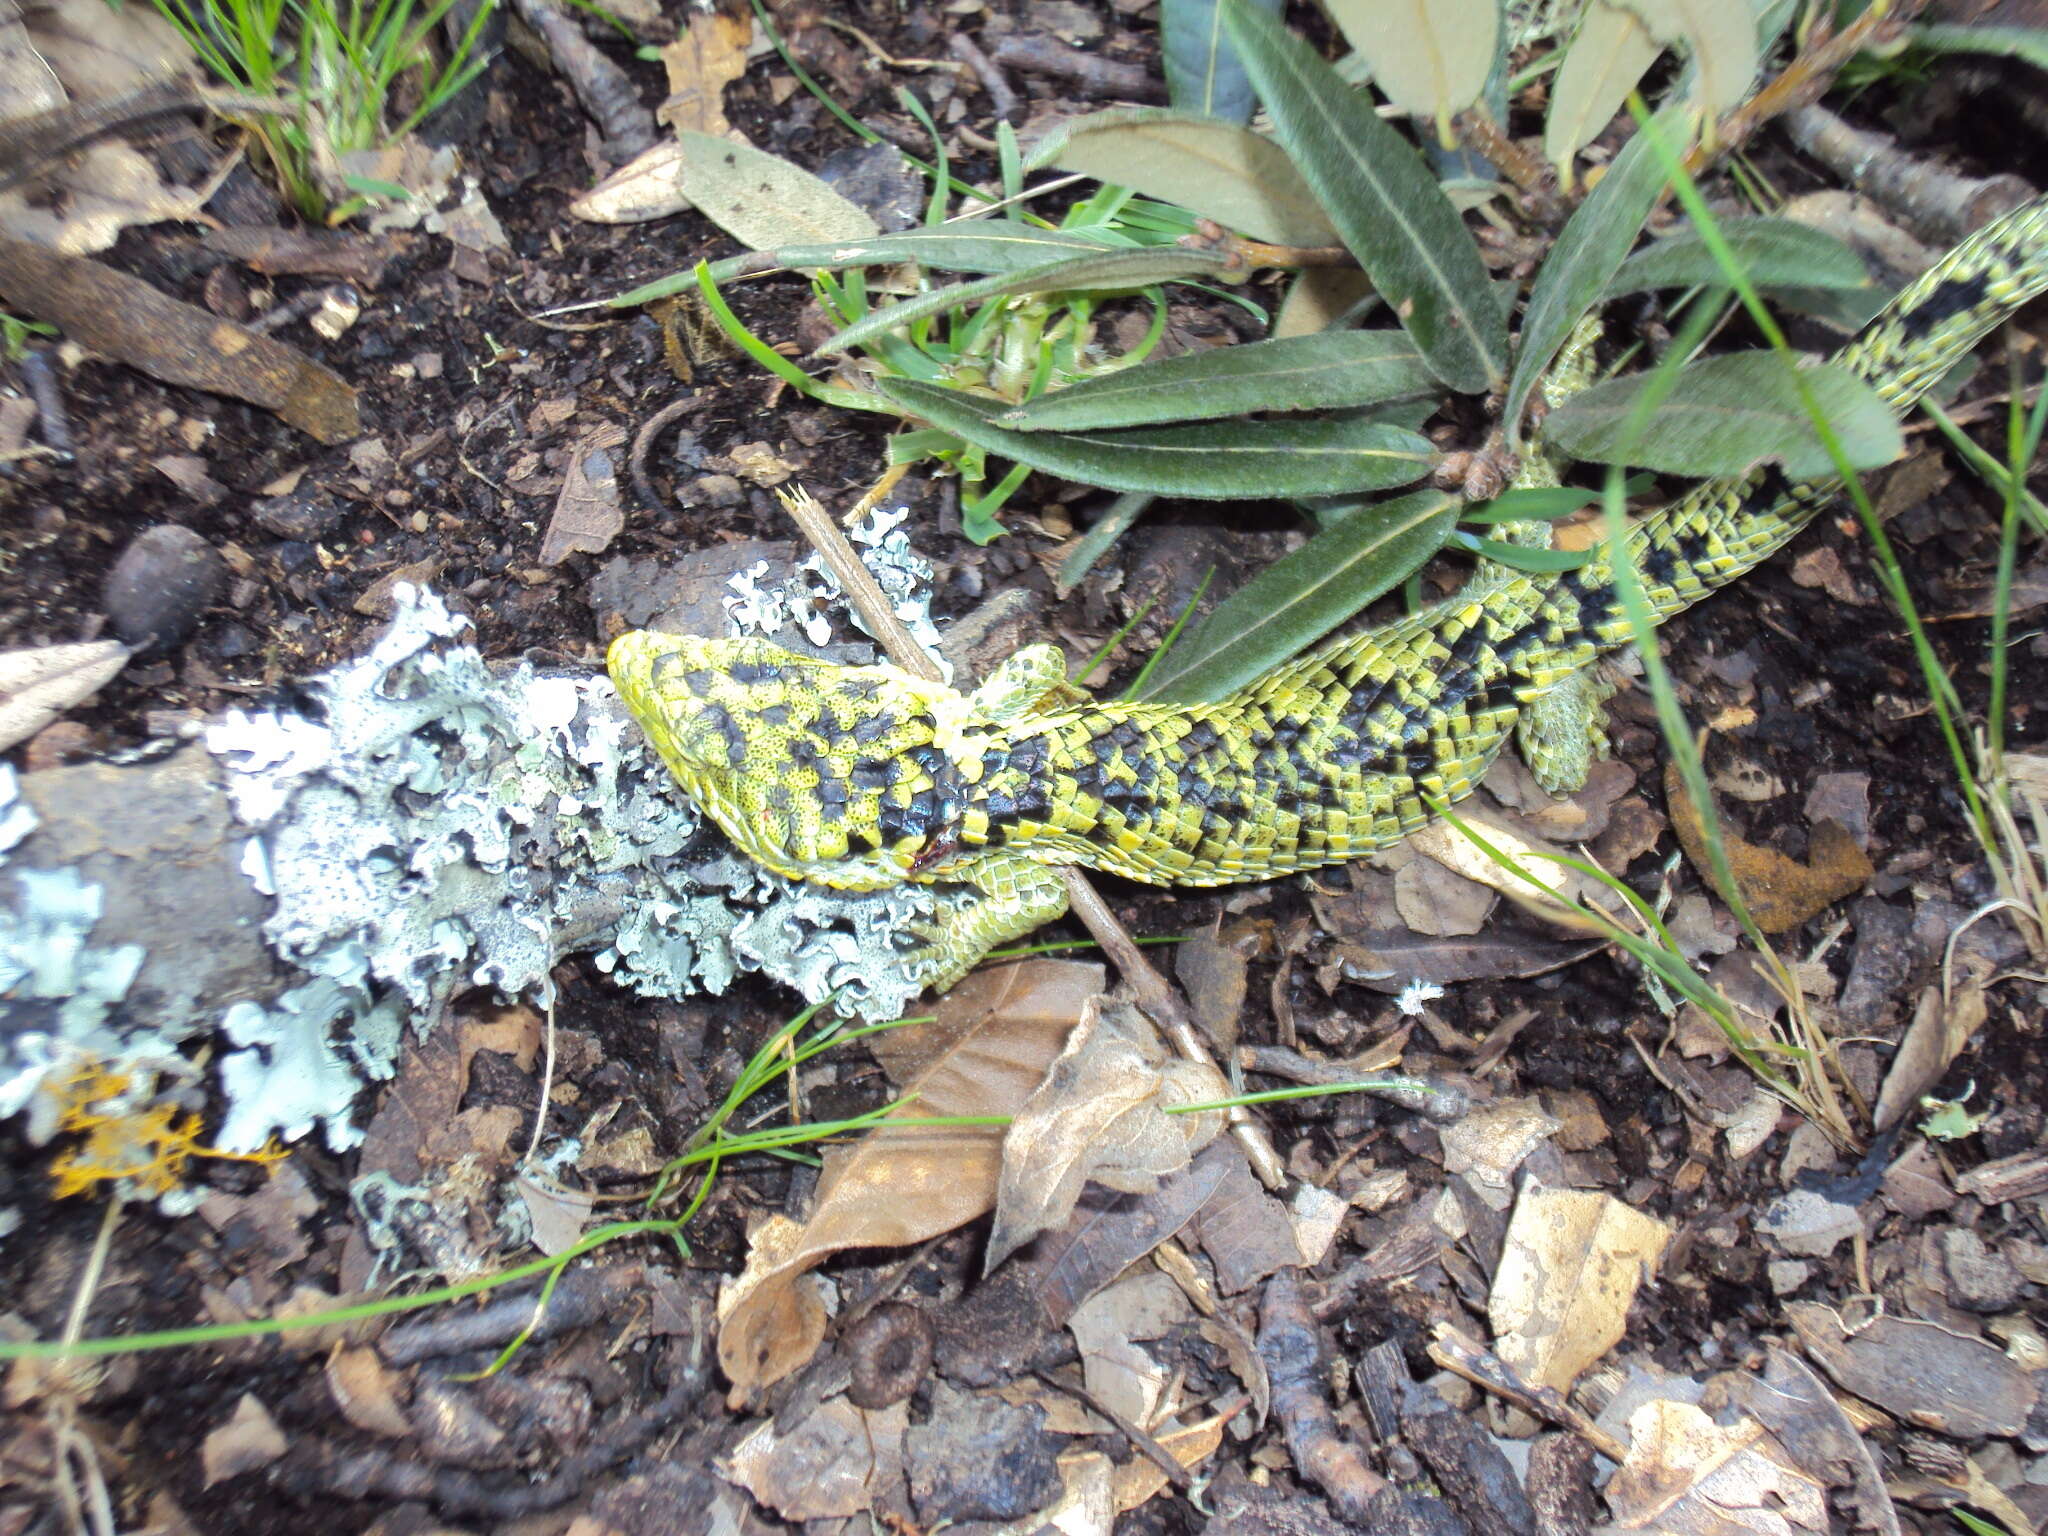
[103,525,227,650]
[251,491,342,539]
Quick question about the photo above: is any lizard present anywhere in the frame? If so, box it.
[608,193,2048,996]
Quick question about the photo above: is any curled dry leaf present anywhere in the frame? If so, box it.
[0,639,128,752]
[725,1398,908,1522]
[1489,1184,1671,1395]
[570,139,692,223]
[1665,764,1873,934]
[988,995,1229,1271]
[1605,1398,1827,1536]
[716,960,1101,1404]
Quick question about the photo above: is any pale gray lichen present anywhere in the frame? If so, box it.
[6,566,949,1177]
[197,584,936,1152]
[724,505,951,681]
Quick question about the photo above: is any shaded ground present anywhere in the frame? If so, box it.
[2,3,2046,1534]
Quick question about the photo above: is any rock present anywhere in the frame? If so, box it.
[103,525,227,650]
[1943,1227,2023,1312]
[250,492,343,539]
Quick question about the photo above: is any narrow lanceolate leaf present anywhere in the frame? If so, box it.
[1605,218,1872,299]
[1220,0,1508,394]
[1545,1,1663,171]
[1003,331,1438,432]
[771,225,1124,277]
[671,131,878,249]
[1542,353,1904,481]
[1507,99,1692,446]
[879,377,1438,500]
[1135,488,1459,702]
[816,248,1235,356]
[1613,0,1759,121]
[1324,0,1500,129]
[1160,0,1281,123]
[1046,110,1337,247]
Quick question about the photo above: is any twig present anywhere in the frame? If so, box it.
[774,484,1287,1191]
[1033,1368,1192,1491]
[1261,1268,1388,1521]
[629,394,707,515]
[378,1263,651,1366]
[1425,1323,1627,1460]
[1783,102,2037,244]
[950,34,1020,125]
[986,35,1166,103]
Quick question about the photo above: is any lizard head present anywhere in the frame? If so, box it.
[606,630,970,891]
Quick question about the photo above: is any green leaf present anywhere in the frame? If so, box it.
[878,377,1439,499]
[1545,1,1663,170]
[1324,0,1500,128]
[1910,23,2048,70]
[1459,486,1601,522]
[1507,97,1693,445]
[1606,218,1871,298]
[1611,0,1759,120]
[1160,0,1280,123]
[1044,109,1337,246]
[1451,531,1594,571]
[671,130,879,249]
[1003,330,1438,432]
[816,247,1235,356]
[1542,353,1905,480]
[1133,487,1460,701]
[773,225,1124,275]
[1220,0,1508,393]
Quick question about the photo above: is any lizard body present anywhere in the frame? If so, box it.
[610,195,2048,993]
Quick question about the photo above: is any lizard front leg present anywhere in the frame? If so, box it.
[902,851,1071,994]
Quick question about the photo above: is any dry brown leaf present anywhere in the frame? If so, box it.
[1489,1184,1671,1394]
[1786,1302,2041,1439]
[1665,764,1873,934]
[658,11,751,137]
[724,1398,908,1521]
[324,1346,412,1438]
[1440,1099,1561,1208]
[515,1167,594,1256]
[201,1393,289,1487]
[1872,958,1989,1131]
[717,960,1100,1403]
[1408,811,1626,934]
[1111,1408,1230,1513]
[568,139,692,223]
[1605,1399,1827,1536]
[988,995,1227,1270]
[1068,1268,1190,1429]
[539,422,628,565]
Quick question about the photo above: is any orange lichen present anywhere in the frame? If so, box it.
[45,1060,286,1200]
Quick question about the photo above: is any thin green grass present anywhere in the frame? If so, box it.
[136,0,498,220]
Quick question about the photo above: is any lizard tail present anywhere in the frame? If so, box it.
[1600,193,2048,639]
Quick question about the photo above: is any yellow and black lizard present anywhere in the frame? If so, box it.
[609,195,2048,994]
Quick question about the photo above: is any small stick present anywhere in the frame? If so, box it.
[1425,1323,1627,1461]
[987,35,1166,103]
[950,34,1021,125]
